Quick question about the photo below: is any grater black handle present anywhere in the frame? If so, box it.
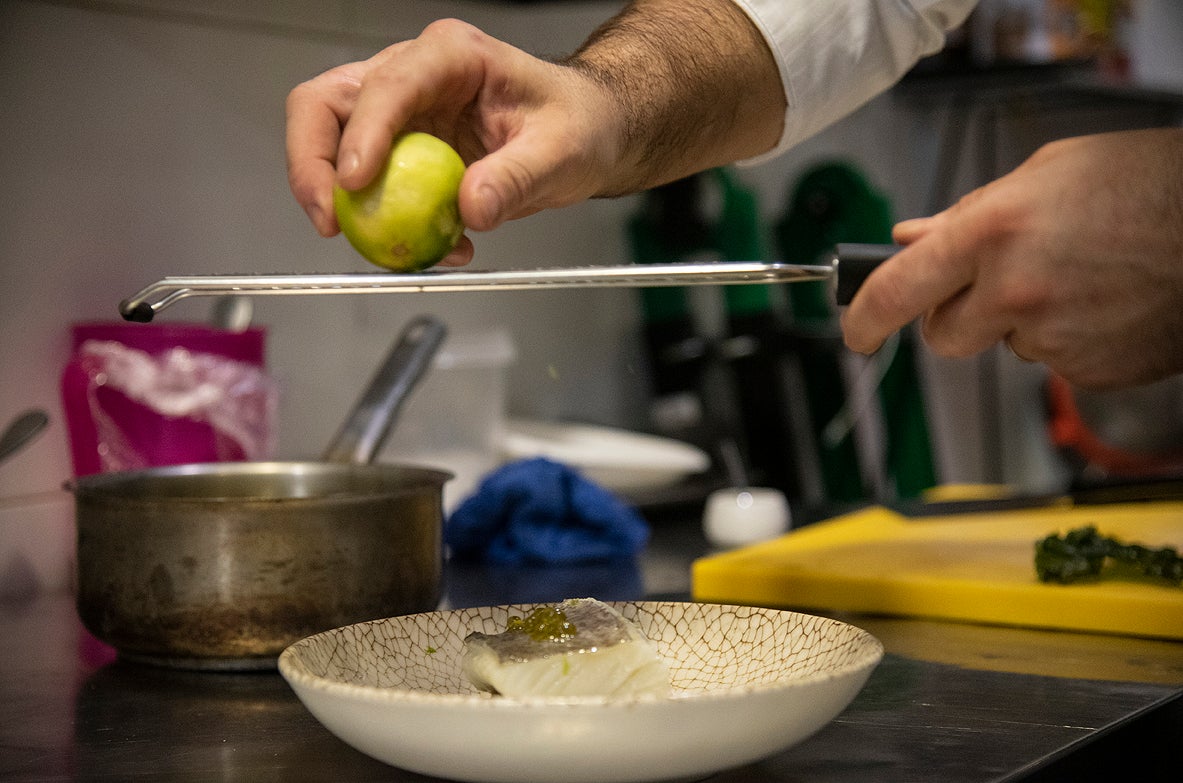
[833,243,899,306]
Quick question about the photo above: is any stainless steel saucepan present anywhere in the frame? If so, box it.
[69,315,451,670]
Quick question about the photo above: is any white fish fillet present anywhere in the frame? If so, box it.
[462,598,670,698]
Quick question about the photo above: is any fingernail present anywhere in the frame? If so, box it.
[339,150,359,178]
[476,184,503,228]
[304,202,326,232]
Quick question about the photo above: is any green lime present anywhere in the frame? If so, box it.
[333,132,466,271]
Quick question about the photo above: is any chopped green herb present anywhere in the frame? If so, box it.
[1035,526,1183,585]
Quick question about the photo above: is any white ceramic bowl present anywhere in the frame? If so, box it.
[279,601,882,783]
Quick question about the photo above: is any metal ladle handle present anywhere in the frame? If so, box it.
[321,315,447,465]
[0,409,49,466]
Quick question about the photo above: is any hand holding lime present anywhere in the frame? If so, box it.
[333,132,466,271]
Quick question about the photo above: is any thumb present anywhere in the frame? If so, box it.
[458,170,512,232]
[457,152,537,232]
[457,133,595,232]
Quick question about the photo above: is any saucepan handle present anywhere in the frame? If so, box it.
[321,315,447,465]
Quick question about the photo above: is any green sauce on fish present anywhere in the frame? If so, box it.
[505,606,578,643]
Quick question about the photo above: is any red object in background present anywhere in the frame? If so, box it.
[1046,373,1183,477]
[60,321,267,476]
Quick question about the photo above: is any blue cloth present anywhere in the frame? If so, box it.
[446,458,649,565]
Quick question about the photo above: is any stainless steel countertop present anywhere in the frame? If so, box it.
[2,515,1181,782]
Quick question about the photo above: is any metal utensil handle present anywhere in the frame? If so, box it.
[321,315,447,465]
[118,260,834,323]
[0,409,50,465]
[833,243,899,306]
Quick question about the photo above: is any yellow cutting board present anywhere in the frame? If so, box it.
[692,501,1183,639]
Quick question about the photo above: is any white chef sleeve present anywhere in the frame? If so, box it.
[730,0,978,164]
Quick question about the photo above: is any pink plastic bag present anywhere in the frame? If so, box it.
[61,322,276,476]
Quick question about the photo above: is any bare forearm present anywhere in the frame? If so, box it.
[562,0,785,196]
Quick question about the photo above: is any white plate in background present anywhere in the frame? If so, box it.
[502,420,710,492]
